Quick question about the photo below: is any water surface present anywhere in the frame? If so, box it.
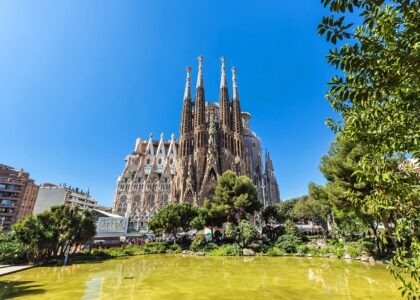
[0,255,400,299]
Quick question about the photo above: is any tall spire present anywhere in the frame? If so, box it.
[196,55,204,88]
[219,56,230,128]
[231,67,243,136]
[194,56,206,127]
[220,56,227,88]
[184,66,192,100]
[180,66,193,156]
[232,66,239,100]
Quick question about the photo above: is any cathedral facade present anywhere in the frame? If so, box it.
[113,57,280,231]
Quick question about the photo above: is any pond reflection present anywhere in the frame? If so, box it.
[0,256,400,300]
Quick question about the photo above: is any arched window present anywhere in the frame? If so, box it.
[147,195,154,207]
[133,195,141,205]
[117,195,127,213]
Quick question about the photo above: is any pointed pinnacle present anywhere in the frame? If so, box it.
[196,55,204,88]
[220,56,227,88]
[184,66,192,100]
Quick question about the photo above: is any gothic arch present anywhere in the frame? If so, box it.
[116,195,128,214]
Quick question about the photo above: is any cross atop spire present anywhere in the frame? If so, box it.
[184,66,192,100]
[196,55,204,88]
[220,56,227,88]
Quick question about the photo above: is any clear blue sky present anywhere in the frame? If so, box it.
[0,0,337,207]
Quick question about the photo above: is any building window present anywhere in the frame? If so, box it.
[133,195,141,205]
[0,199,14,206]
[147,195,154,207]
[117,196,127,213]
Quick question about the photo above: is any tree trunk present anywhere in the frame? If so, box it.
[382,221,398,250]
[369,222,381,254]
[173,228,177,244]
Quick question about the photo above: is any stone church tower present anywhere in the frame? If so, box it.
[172,57,247,206]
[112,56,280,231]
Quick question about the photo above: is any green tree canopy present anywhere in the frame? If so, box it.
[13,205,96,262]
[212,171,262,223]
[148,203,198,242]
[191,199,228,239]
[320,136,384,245]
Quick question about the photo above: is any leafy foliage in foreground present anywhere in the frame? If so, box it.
[0,232,32,264]
[318,0,420,297]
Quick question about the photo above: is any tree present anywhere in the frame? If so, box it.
[71,209,97,254]
[320,136,384,248]
[213,171,262,224]
[0,231,31,264]
[276,197,301,223]
[238,220,258,248]
[191,199,227,240]
[13,205,96,262]
[283,220,301,238]
[318,0,420,297]
[261,205,285,241]
[289,196,312,223]
[148,203,198,243]
[14,212,58,262]
[262,205,280,225]
[308,183,331,240]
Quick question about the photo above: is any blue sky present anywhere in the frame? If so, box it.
[0,0,337,206]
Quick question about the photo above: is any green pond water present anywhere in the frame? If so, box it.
[1,255,400,300]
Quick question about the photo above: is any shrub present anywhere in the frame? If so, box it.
[146,243,166,254]
[208,244,240,256]
[238,220,258,248]
[347,246,360,259]
[167,243,182,254]
[206,243,217,251]
[266,247,285,256]
[133,242,167,254]
[308,247,320,256]
[330,245,344,258]
[224,223,238,242]
[190,234,207,252]
[297,245,310,254]
[327,238,341,246]
[90,248,108,257]
[284,220,301,237]
[319,247,328,255]
[262,225,285,242]
[359,240,375,254]
[276,234,302,253]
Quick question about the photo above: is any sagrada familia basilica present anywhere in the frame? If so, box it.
[113,57,280,232]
